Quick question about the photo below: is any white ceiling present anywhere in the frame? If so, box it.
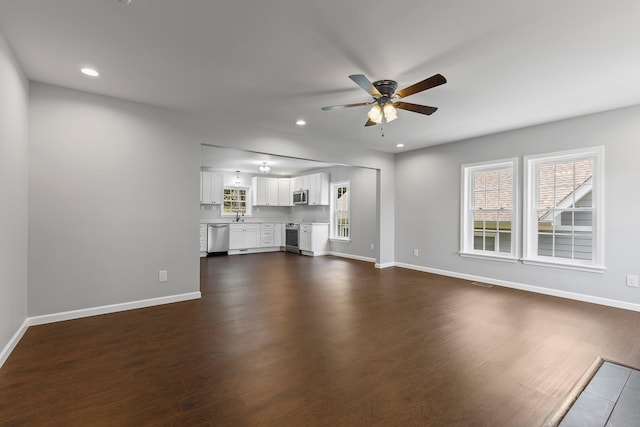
[201,145,338,176]
[1,1,640,154]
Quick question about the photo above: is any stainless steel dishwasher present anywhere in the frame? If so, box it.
[207,224,229,255]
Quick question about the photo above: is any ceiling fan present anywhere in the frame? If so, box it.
[321,73,447,126]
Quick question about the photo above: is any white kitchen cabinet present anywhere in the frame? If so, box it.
[307,172,330,205]
[274,223,283,247]
[201,171,223,204]
[253,177,268,206]
[253,177,291,206]
[266,179,278,205]
[199,224,207,256]
[299,223,329,255]
[260,223,274,247]
[292,175,309,192]
[229,223,260,250]
[278,179,291,206]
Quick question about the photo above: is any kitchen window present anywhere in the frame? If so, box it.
[523,146,604,272]
[330,181,350,240]
[222,186,252,217]
[460,158,518,261]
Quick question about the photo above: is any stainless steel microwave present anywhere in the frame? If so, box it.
[293,190,308,205]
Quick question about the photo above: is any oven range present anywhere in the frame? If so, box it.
[285,222,300,254]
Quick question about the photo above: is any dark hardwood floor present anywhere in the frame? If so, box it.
[2,252,640,426]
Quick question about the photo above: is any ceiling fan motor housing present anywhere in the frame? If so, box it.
[372,80,398,104]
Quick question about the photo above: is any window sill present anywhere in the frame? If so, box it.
[459,252,518,263]
[521,258,605,273]
[330,238,351,243]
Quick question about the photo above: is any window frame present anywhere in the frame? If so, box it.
[522,146,604,272]
[330,180,351,241]
[221,186,253,217]
[460,157,519,262]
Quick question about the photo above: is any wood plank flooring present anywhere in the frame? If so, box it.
[2,252,640,426]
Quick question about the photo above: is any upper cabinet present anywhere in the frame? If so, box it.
[278,179,291,206]
[251,172,329,206]
[252,177,291,206]
[200,171,223,204]
[291,175,309,193]
[307,172,329,205]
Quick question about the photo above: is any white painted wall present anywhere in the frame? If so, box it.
[0,33,29,361]
[28,83,202,316]
[395,105,640,305]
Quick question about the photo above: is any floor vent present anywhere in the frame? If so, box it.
[470,281,494,288]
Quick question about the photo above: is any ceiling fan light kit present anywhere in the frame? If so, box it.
[322,73,446,127]
[258,162,271,173]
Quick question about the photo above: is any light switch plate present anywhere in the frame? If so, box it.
[159,270,168,283]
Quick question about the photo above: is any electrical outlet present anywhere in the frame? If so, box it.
[158,270,168,283]
[413,248,419,257]
[627,274,639,288]
[370,243,374,250]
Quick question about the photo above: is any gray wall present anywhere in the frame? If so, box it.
[327,166,378,260]
[0,33,29,357]
[28,83,202,316]
[395,105,640,305]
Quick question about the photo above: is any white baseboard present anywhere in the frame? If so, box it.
[396,262,640,313]
[28,292,202,326]
[301,250,329,257]
[329,251,376,263]
[375,262,396,269]
[228,247,281,256]
[0,318,29,369]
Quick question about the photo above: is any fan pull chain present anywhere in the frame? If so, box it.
[380,125,384,138]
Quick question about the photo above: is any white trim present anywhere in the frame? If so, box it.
[28,292,201,326]
[330,180,350,240]
[460,157,519,260]
[0,319,30,369]
[395,262,639,312]
[458,252,519,263]
[300,250,329,257]
[375,262,396,269]
[329,251,376,263]
[228,247,282,256]
[523,146,604,270]
[521,259,605,273]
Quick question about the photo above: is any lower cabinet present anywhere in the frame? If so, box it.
[260,223,274,247]
[229,224,260,250]
[300,223,329,256]
[199,224,207,257]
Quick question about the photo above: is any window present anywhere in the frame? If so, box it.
[523,146,603,271]
[460,158,518,261]
[330,181,350,240]
[222,186,252,217]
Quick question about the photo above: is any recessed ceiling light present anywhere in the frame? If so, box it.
[396,143,405,148]
[80,67,101,77]
[118,0,132,5]
[296,119,306,126]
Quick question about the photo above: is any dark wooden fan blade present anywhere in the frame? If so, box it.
[395,74,446,99]
[394,102,438,115]
[364,119,377,127]
[349,74,382,97]
[321,101,373,111]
